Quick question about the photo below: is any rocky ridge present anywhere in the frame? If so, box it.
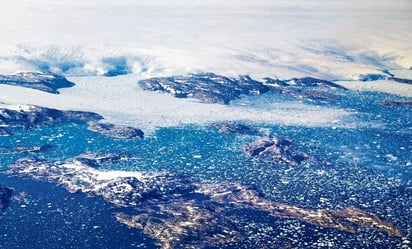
[243,136,314,166]
[87,122,144,139]
[360,73,412,85]
[380,101,412,108]
[6,155,403,248]
[138,73,346,104]
[0,72,75,93]
[211,122,262,135]
[69,152,140,167]
[0,104,144,139]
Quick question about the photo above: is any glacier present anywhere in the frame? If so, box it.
[0,0,411,248]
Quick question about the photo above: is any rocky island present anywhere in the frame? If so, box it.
[243,136,314,166]
[282,77,347,89]
[138,73,346,104]
[0,104,144,139]
[87,122,144,139]
[0,72,75,94]
[69,152,140,167]
[0,104,102,130]
[380,101,412,108]
[360,73,412,85]
[139,73,271,104]
[211,122,261,135]
[6,155,403,248]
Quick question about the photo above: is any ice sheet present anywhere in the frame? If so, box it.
[0,0,411,80]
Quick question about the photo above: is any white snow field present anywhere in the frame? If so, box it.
[1,0,411,78]
[0,0,411,130]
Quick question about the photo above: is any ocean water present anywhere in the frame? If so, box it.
[1,1,411,248]
[0,89,411,248]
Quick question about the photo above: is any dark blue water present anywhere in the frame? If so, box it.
[1,88,411,248]
[0,175,157,249]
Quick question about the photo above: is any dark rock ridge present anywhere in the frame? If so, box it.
[391,77,412,84]
[380,101,412,108]
[139,73,271,105]
[0,104,102,130]
[0,104,143,139]
[360,73,412,85]
[360,74,388,82]
[265,77,345,103]
[0,145,56,155]
[7,156,403,248]
[138,73,346,104]
[281,77,347,90]
[8,158,196,208]
[115,199,243,249]
[87,122,144,139]
[0,184,13,211]
[211,122,261,135]
[0,72,75,94]
[69,152,140,167]
[243,136,313,166]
